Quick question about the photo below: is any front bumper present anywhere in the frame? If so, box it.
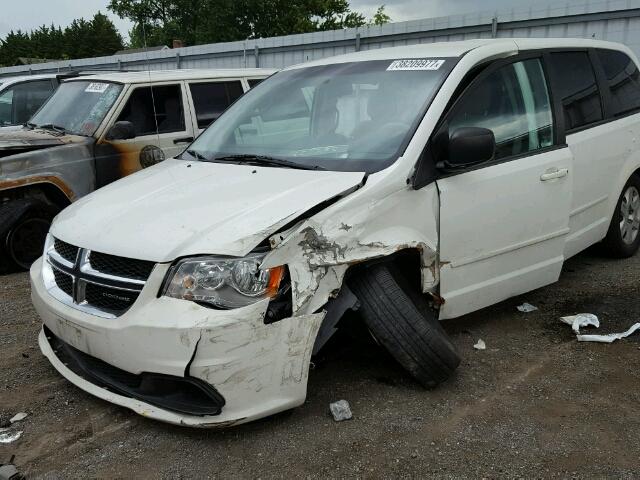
[31,258,324,427]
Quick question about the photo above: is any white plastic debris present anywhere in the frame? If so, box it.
[329,400,353,421]
[9,412,27,424]
[516,302,538,313]
[577,323,640,343]
[560,313,600,334]
[560,314,640,343]
[473,339,486,350]
[517,303,538,313]
[0,428,22,444]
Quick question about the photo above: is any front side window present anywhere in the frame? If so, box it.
[445,58,554,161]
[596,49,640,117]
[0,80,55,126]
[185,59,455,172]
[116,84,185,136]
[29,81,123,136]
[548,52,603,131]
[189,81,244,129]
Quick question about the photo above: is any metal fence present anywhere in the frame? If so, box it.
[2,0,640,78]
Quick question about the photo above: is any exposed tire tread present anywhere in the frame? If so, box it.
[348,263,460,387]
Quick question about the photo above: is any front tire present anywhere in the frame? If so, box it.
[602,174,640,258]
[348,263,461,388]
[1,199,58,270]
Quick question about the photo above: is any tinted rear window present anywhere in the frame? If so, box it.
[596,49,640,117]
[189,81,244,129]
[548,52,603,131]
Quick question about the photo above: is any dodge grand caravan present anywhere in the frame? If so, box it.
[32,39,640,427]
[0,68,274,270]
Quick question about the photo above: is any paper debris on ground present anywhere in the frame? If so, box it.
[560,313,600,334]
[0,429,23,444]
[9,413,27,424]
[560,314,640,343]
[517,303,538,313]
[473,339,486,350]
[329,400,353,421]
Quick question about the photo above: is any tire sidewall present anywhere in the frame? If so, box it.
[609,175,640,257]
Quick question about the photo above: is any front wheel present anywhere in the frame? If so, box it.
[348,263,461,388]
[1,200,58,270]
[602,174,640,258]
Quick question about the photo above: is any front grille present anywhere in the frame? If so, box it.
[84,283,140,313]
[53,269,73,297]
[54,239,79,263]
[89,251,155,281]
[46,237,155,318]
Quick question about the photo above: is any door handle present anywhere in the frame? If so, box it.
[173,136,194,145]
[540,168,569,182]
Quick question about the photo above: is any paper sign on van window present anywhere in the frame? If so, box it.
[387,59,445,71]
[85,82,109,93]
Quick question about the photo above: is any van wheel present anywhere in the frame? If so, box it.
[602,174,640,258]
[2,199,57,270]
[348,263,461,388]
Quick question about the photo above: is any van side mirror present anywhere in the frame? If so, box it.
[445,127,495,168]
[106,121,136,141]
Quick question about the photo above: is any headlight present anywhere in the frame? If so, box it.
[162,253,285,309]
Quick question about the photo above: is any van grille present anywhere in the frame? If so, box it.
[54,238,79,263]
[84,283,141,312]
[45,238,155,318]
[89,252,155,281]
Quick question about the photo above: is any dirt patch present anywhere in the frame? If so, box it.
[2,248,640,478]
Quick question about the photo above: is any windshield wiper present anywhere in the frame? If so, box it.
[36,123,68,134]
[212,154,324,170]
[25,122,37,129]
[184,149,209,161]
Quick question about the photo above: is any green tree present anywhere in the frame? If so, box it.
[0,12,123,66]
[0,30,33,65]
[370,5,391,26]
[108,0,386,47]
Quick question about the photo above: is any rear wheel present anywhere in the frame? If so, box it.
[602,174,640,258]
[348,262,461,388]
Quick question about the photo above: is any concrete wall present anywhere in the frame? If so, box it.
[2,0,640,78]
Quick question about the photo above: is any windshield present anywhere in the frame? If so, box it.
[186,59,455,172]
[29,80,122,136]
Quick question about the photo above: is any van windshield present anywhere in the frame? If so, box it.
[29,81,122,136]
[186,59,454,172]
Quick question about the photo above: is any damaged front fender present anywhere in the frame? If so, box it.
[263,180,441,315]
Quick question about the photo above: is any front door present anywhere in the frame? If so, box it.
[107,82,194,177]
[435,57,573,319]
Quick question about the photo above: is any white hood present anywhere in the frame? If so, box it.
[51,159,365,262]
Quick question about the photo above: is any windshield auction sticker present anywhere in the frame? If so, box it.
[387,59,445,71]
[85,82,110,93]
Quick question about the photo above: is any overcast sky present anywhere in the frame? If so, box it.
[0,0,539,41]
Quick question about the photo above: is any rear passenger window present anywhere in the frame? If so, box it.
[446,58,554,161]
[596,49,640,117]
[548,52,603,131]
[117,85,185,136]
[189,81,244,129]
[248,79,264,88]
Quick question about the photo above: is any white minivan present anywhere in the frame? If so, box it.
[31,38,640,427]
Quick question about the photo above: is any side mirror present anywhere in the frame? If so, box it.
[105,121,136,141]
[445,127,495,168]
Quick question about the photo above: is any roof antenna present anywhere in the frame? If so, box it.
[140,14,160,141]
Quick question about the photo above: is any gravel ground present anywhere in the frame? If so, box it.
[1,248,640,479]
